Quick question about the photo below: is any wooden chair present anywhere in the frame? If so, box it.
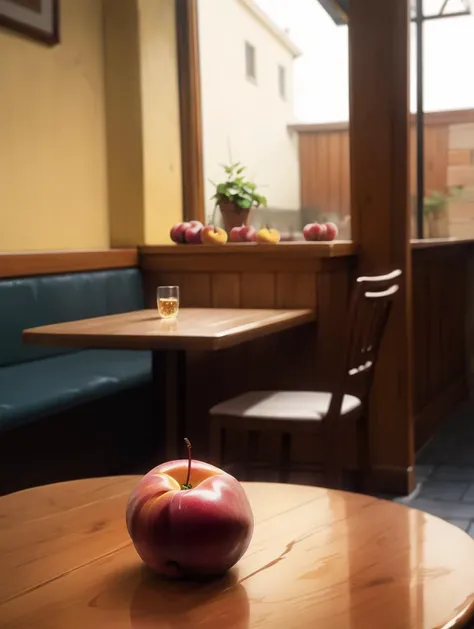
[209,269,402,490]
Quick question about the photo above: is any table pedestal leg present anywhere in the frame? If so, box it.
[152,350,187,461]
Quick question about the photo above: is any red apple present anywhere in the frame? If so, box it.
[229,225,256,242]
[126,441,254,580]
[184,224,203,244]
[189,220,203,229]
[303,222,325,241]
[324,222,338,241]
[241,225,256,242]
[303,223,315,241]
[318,224,328,241]
[229,226,244,242]
[170,222,191,244]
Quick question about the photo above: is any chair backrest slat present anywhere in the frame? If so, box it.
[327,269,402,419]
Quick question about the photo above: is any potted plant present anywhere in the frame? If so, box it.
[211,163,267,232]
[423,187,463,238]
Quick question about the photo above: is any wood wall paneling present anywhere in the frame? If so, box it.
[275,273,317,309]
[240,273,276,309]
[413,246,469,448]
[211,273,241,308]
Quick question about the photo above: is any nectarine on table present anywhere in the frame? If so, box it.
[126,439,254,580]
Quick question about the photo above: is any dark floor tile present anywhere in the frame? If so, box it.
[462,484,474,503]
[417,438,461,463]
[431,465,474,482]
[418,480,469,502]
[447,518,471,532]
[405,498,474,520]
[415,464,434,483]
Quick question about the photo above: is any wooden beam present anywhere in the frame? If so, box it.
[349,0,415,494]
[175,0,205,224]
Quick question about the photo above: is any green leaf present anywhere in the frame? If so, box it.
[236,197,252,209]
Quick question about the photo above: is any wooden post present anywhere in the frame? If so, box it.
[175,0,205,224]
[349,0,415,494]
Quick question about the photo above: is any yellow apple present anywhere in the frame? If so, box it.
[256,226,281,244]
[201,225,228,245]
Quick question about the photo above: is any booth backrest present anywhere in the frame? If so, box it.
[0,268,144,367]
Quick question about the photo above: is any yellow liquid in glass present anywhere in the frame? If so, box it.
[158,297,179,319]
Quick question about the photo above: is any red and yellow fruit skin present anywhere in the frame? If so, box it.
[126,460,254,579]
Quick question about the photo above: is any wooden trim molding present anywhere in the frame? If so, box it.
[140,242,357,258]
[0,249,138,279]
[175,0,205,224]
[289,108,474,134]
[411,237,474,250]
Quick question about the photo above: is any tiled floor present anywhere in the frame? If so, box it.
[397,401,474,535]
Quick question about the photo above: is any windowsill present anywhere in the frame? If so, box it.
[140,241,357,259]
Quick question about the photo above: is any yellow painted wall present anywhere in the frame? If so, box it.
[104,0,183,247]
[139,0,183,245]
[0,0,109,252]
[103,0,145,247]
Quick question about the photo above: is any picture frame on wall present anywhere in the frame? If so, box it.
[0,0,59,45]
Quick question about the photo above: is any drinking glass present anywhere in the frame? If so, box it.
[157,286,179,319]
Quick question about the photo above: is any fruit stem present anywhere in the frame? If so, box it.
[181,438,193,490]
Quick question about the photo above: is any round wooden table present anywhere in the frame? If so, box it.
[1,477,474,629]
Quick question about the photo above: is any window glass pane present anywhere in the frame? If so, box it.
[410,5,474,238]
[198,0,351,240]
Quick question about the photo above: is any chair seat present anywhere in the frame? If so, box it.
[210,391,361,421]
[0,349,152,433]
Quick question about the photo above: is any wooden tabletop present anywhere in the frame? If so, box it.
[1,478,474,629]
[22,308,315,351]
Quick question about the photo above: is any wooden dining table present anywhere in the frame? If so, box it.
[23,308,315,459]
[2,476,474,629]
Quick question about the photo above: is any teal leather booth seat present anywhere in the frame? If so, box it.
[0,268,152,433]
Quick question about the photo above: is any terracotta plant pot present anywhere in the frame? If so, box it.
[425,206,449,238]
[219,202,250,233]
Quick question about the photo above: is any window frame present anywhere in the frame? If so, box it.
[278,64,287,100]
[245,41,257,83]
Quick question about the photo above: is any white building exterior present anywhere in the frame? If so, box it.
[198,0,301,221]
